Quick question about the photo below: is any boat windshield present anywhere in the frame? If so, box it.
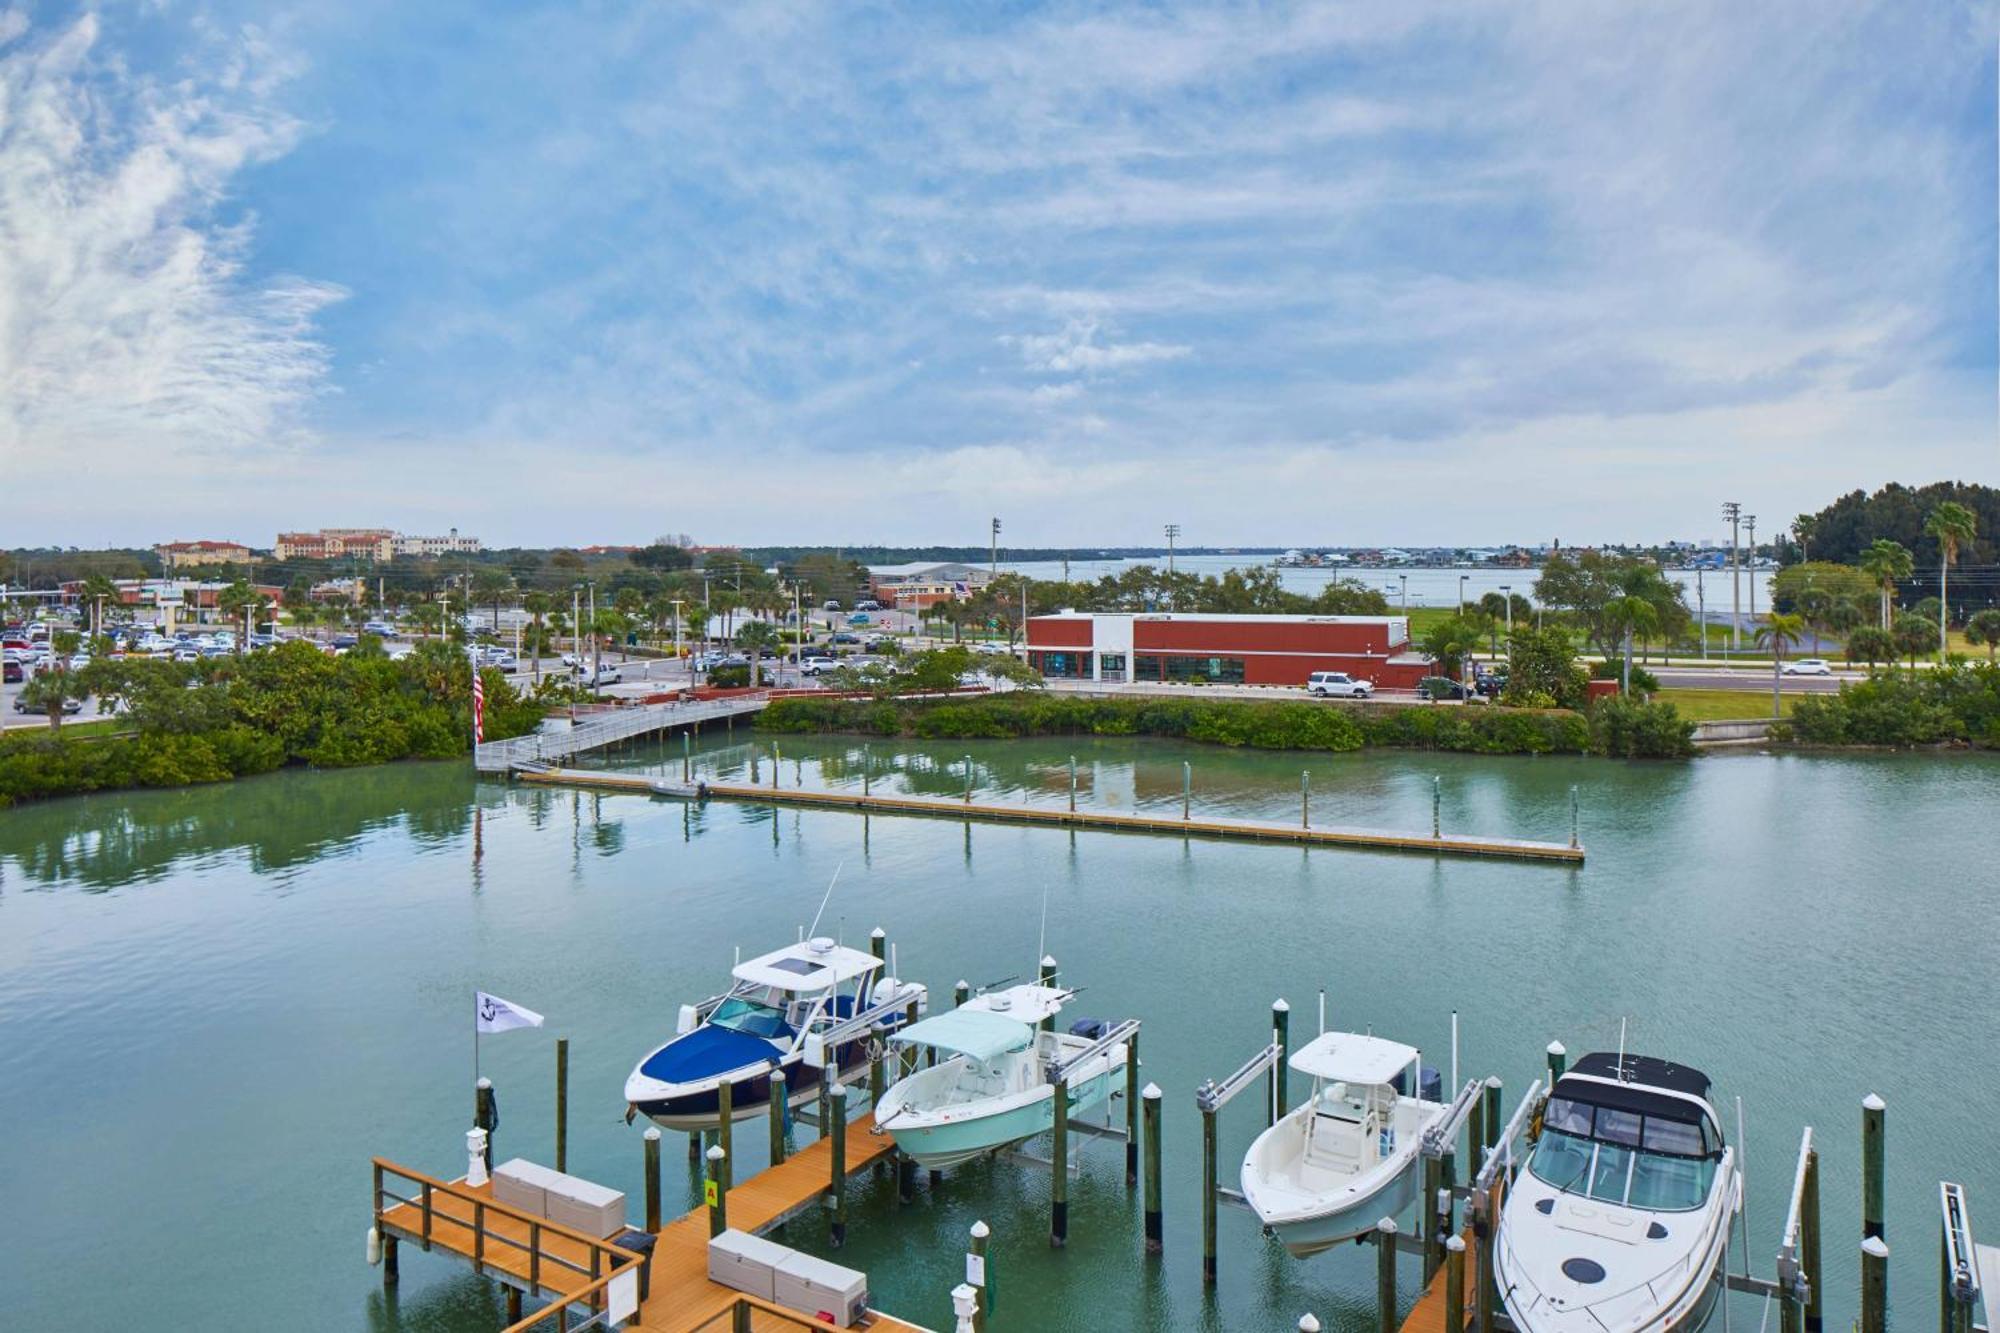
[1530,1096,1720,1211]
[708,995,793,1040]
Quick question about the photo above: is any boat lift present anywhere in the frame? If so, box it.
[1941,1181,1996,1333]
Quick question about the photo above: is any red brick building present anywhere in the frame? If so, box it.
[1024,611,1433,688]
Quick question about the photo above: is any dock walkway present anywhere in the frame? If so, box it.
[474,695,770,774]
[521,767,1586,863]
[374,1109,932,1331]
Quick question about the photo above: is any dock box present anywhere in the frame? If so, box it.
[706,1229,792,1303]
[772,1250,869,1328]
[491,1159,560,1217]
[543,1175,627,1239]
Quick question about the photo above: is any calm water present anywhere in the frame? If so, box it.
[1,738,1993,1332]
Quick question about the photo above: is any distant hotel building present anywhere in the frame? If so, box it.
[1025,611,1430,688]
[155,540,252,570]
[273,528,480,561]
[866,561,992,610]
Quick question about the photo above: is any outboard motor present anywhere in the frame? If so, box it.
[1391,1063,1444,1102]
[869,978,929,1028]
[1068,1017,1113,1040]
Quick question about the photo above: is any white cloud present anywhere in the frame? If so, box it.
[0,15,340,466]
[1001,319,1192,375]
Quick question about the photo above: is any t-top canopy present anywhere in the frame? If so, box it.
[961,983,1070,1026]
[889,1008,1034,1063]
[731,938,881,993]
[1289,1032,1419,1086]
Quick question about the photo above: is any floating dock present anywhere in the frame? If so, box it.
[373,1109,931,1331]
[516,767,1586,863]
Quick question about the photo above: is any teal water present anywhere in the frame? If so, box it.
[0,737,1994,1331]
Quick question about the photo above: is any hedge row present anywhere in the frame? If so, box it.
[1785,664,2000,748]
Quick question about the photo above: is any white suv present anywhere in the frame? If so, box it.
[1307,671,1374,698]
[799,655,838,676]
[1781,658,1833,676]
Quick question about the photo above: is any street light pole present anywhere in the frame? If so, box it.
[1744,515,1758,636]
[1723,502,1742,656]
[1458,574,1467,615]
[990,518,1001,578]
[589,583,599,679]
[1399,574,1407,615]
[1697,568,1707,661]
[1499,585,1513,637]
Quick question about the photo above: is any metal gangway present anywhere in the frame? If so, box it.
[474,693,770,773]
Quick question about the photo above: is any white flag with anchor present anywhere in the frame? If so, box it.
[476,991,545,1034]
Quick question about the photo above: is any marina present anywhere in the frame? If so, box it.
[2,738,1996,1330]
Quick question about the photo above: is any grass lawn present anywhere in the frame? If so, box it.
[1654,688,1797,722]
[1,717,135,740]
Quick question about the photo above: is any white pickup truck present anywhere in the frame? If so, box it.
[1306,671,1374,699]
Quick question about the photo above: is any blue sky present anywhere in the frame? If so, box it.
[3,1,1996,548]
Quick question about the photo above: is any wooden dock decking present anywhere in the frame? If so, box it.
[375,1109,932,1331]
[519,767,1586,863]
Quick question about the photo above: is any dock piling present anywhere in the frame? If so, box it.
[1569,784,1579,849]
[1125,1031,1141,1187]
[869,929,888,1116]
[643,1127,662,1230]
[1051,1075,1069,1247]
[1039,956,1058,1033]
[474,1077,496,1167]
[969,1220,992,1332]
[1182,761,1192,820]
[829,1083,848,1248]
[1482,1077,1502,1153]
[1433,775,1442,839]
[1445,1234,1467,1333]
[1802,1145,1823,1333]
[769,1070,788,1166]
[1861,1237,1889,1333]
[963,754,973,803]
[717,1079,734,1196]
[1862,1093,1886,1241]
[1467,1099,1486,1176]
[555,1037,569,1173]
[682,731,690,781]
[1270,999,1290,1124]
[382,1233,399,1285]
[1143,1083,1164,1254]
[1546,1040,1566,1083]
[1423,1156,1444,1282]
[1301,770,1310,827]
[706,1144,728,1237]
[1068,755,1077,812]
[955,980,970,1009]
[1376,1217,1400,1333]
[1201,1094,1218,1285]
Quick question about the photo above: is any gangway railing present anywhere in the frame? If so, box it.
[475,693,769,773]
[1941,1181,1985,1333]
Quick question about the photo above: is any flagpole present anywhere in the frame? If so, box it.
[474,990,481,1091]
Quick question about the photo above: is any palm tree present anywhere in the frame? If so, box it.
[1845,625,1893,669]
[1966,609,2000,662]
[78,574,119,637]
[737,621,781,687]
[1754,612,1806,718]
[1858,539,1913,631]
[1923,501,1978,662]
[1604,594,1660,695]
[1794,588,1832,654]
[1790,514,1818,563]
[471,568,515,633]
[1892,612,1934,671]
[521,591,552,684]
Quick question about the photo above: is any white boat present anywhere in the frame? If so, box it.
[872,984,1128,1170]
[1495,1052,1741,1333]
[1240,1032,1447,1257]
[623,936,924,1131]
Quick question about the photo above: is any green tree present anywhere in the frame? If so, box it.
[20,631,86,729]
[1967,608,2000,663]
[1845,625,1893,669]
[1923,501,1978,662]
[1754,612,1806,718]
[521,591,553,684]
[1604,594,1660,695]
[1859,539,1914,630]
[470,568,515,632]
[1533,551,1687,660]
[736,620,781,687]
[1419,615,1484,682]
[1501,627,1589,709]
[1790,513,1818,563]
[1892,612,1934,671]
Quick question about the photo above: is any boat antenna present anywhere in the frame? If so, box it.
[805,861,845,941]
[1035,881,1051,979]
[1450,1010,1459,1092]
[1317,988,1326,1038]
[1617,1016,1627,1078]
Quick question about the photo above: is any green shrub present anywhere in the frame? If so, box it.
[1587,697,1695,758]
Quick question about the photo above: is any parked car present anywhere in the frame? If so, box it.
[331,634,359,650]
[853,600,881,612]
[823,599,842,611]
[1782,658,1833,676]
[2,660,20,683]
[1306,671,1374,699]
[1473,670,1508,698]
[830,632,861,645]
[1416,676,1471,701]
[574,663,622,687]
[848,613,872,626]
[799,656,838,675]
[14,695,82,714]
[362,621,396,636]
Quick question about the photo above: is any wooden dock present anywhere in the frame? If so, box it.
[518,767,1586,863]
[373,1109,933,1331]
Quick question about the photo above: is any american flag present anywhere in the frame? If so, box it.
[471,667,486,745]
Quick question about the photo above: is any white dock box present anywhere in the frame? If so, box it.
[491,1159,560,1217]
[707,1229,791,1302]
[544,1176,627,1239]
[772,1250,869,1328]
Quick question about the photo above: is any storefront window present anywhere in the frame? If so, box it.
[1141,655,1245,684]
[1032,651,1090,679]
[1098,653,1126,682]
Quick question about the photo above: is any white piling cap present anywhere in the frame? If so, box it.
[1862,1236,1890,1258]
[1377,1216,1398,1235]
[970,1220,991,1239]
[643,1126,662,1142]
[1273,998,1290,1012]
[1300,1318,1323,1333]
[830,1081,848,1098]
[1445,1234,1467,1253]
[707,1144,727,1161]
[1486,1075,1503,1088]
[1041,955,1058,968]
[477,1076,492,1089]
[771,1068,787,1083]
[871,926,886,939]
[1547,1040,1567,1056]
[1862,1092,1886,1111]
[1142,1082,1163,1100]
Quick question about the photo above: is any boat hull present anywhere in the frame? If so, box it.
[632,1045,871,1132]
[888,1066,1117,1170]
[1266,1155,1423,1257]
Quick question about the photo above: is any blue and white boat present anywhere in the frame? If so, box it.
[624,936,924,1131]
[871,984,1129,1171]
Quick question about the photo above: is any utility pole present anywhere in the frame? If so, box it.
[589,583,599,679]
[1165,523,1180,579]
[671,598,685,672]
[572,586,581,665]
[1744,515,1757,637]
[1398,574,1407,615]
[1722,502,1742,655]
[990,517,1001,578]
[1697,567,1707,661]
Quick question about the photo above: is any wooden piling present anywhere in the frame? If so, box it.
[1546,1040,1566,1083]
[1038,956,1058,1033]
[1475,1187,1497,1333]
[1201,1097,1218,1285]
[643,1127,662,1231]
[970,1220,992,1333]
[554,1038,569,1173]
[1862,1093,1886,1241]
[1182,761,1191,820]
[1861,1236,1888,1333]
[475,1078,496,1167]
[717,1079,734,1196]
[955,979,971,1009]
[1271,999,1291,1124]
[1051,1075,1069,1247]
[1433,775,1442,839]
[1423,1155,1445,1282]
[1068,755,1077,813]
[1482,1077,1502,1152]
[1445,1234,1467,1333]
[682,731,691,781]
[505,1285,522,1322]
[382,1233,399,1285]
[869,930,888,1113]
[1125,1031,1141,1187]
[769,1070,788,1167]
[829,1083,849,1248]
[1801,1146,1823,1333]
[1376,1217,1399,1333]
[706,1144,727,1237]
[1467,1098,1486,1176]
[1143,1083,1164,1255]
[1301,770,1310,827]
[963,754,973,803]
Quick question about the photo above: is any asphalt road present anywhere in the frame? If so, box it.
[1650,666,1857,693]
